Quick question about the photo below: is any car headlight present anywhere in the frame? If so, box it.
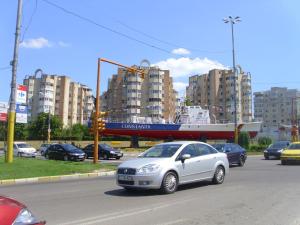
[264,150,268,153]
[110,151,115,154]
[277,149,283,153]
[136,164,161,175]
[13,208,38,225]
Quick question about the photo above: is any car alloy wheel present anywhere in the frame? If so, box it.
[213,166,225,184]
[17,152,22,157]
[45,154,49,159]
[161,171,178,194]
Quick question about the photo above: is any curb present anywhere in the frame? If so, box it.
[0,170,116,186]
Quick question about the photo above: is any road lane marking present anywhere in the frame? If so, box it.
[59,198,194,225]
[157,219,188,225]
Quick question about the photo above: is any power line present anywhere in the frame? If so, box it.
[40,0,172,55]
[0,66,11,71]
[21,0,38,42]
[116,20,229,54]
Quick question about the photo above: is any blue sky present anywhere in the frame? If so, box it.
[1,0,300,102]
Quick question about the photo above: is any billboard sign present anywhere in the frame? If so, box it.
[0,102,8,122]
[16,85,27,104]
[16,104,28,123]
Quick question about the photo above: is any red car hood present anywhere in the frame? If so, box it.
[0,196,24,225]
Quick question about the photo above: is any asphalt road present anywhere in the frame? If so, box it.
[1,156,300,225]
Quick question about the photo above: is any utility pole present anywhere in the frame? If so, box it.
[6,0,23,163]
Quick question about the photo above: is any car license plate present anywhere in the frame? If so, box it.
[78,156,83,158]
[118,175,133,181]
[117,153,122,156]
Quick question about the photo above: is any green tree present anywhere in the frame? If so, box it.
[28,113,63,140]
[238,131,250,150]
[184,97,192,106]
[14,123,29,140]
[0,122,7,141]
[69,123,91,141]
[258,136,272,146]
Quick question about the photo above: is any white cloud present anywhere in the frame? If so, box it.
[58,41,71,47]
[172,48,191,55]
[154,57,227,78]
[20,37,52,49]
[173,82,188,92]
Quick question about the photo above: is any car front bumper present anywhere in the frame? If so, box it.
[117,173,162,189]
[110,152,123,158]
[264,152,281,158]
[281,155,300,161]
[20,152,37,157]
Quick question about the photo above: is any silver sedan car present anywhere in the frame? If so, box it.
[117,141,229,194]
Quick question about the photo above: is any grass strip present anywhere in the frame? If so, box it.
[0,157,116,180]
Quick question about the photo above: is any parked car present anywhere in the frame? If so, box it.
[212,143,247,166]
[5,142,37,157]
[45,144,86,161]
[281,142,300,165]
[83,143,123,160]
[39,143,51,156]
[0,195,45,225]
[117,141,229,194]
[264,141,290,160]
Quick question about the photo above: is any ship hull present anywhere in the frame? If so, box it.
[101,122,261,140]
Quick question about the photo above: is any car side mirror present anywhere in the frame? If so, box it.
[181,154,191,163]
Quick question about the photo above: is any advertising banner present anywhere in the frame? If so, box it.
[0,102,8,122]
[16,104,28,123]
[16,85,27,104]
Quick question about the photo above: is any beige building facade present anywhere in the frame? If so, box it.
[23,69,94,127]
[254,87,300,130]
[186,66,252,123]
[101,64,179,123]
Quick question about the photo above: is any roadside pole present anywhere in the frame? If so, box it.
[6,0,23,163]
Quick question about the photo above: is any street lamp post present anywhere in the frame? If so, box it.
[223,16,241,143]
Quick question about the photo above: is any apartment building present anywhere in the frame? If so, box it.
[186,66,252,123]
[23,69,94,126]
[254,87,300,130]
[101,64,178,123]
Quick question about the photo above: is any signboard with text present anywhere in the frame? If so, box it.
[0,102,8,122]
[16,85,27,104]
[16,104,28,123]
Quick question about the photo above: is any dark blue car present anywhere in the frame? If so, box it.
[212,143,247,166]
[263,141,290,160]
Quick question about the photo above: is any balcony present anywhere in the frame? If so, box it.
[127,100,141,106]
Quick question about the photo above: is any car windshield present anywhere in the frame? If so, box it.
[288,144,300,150]
[62,144,79,151]
[16,143,31,148]
[212,144,225,152]
[270,142,289,148]
[42,144,50,147]
[139,144,182,158]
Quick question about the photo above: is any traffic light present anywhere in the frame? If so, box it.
[98,118,106,131]
[98,111,108,132]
